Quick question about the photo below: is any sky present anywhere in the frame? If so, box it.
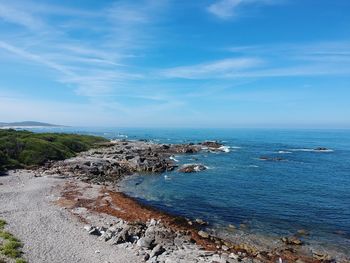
[0,0,349,128]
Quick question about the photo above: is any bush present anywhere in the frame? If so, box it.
[0,129,108,169]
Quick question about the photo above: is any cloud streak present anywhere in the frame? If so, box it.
[162,58,262,79]
[162,41,350,79]
[207,0,280,19]
[0,0,166,98]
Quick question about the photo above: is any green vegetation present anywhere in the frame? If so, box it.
[0,129,108,171]
[0,219,26,263]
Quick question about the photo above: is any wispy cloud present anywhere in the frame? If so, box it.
[163,41,350,79]
[0,0,166,98]
[162,58,262,79]
[207,0,281,19]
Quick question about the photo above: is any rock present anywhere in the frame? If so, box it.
[228,224,236,229]
[259,156,285,161]
[198,230,209,239]
[149,218,158,226]
[136,237,154,249]
[296,229,309,236]
[239,223,247,229]
[99,230,114,241]
[143,253,150,261]
[149,244,165,258]
[211,254,221,261]
[88,227,101,236]
[313,251,331,261]
[281,236,303,245]
[178,164,207,173]
[229,253,239,260]
[314,147,329,151]
[195,218,208,226]
[221,245,229,251]
[201,141,222,149]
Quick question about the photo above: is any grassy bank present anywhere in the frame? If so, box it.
[0,129,108,171]
[0,219,26,263]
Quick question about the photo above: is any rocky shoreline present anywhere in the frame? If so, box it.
[38,140,225,183]
[36,140,346,263]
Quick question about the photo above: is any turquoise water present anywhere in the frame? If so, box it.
[30,128,350,252]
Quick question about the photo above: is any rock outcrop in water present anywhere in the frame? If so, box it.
[178,164,207,173]
[40,140,224,183]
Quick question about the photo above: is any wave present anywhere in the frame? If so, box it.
[277,150,292,154]
[169,156,179,162]
[219,146,231,153]
[289,148,334,153]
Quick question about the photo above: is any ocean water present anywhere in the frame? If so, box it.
[30,127,350,253]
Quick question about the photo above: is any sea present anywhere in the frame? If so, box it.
[28,127,350,255]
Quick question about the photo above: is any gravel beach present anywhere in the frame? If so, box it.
[0,170,143,263]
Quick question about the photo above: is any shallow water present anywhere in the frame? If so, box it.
[30,127,350,254]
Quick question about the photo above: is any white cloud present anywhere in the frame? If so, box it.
[0,2,44,30]
[163,41,350,79]
[0,0,167,98]
[207,0,280,19]
[162,58,262,79]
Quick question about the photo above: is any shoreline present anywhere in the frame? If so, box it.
[5,138,348,262]
[56,174,349,263]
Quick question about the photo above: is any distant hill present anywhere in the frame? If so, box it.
[0,121,62,127]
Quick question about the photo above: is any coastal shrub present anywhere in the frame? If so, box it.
[0,129,108,169]
[1,240,22,258]
[0,150,7,171]
[0,220,6,229]
[0,231,19,242]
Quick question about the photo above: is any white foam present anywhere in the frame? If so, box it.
[219,146,231,153]
[248,165,259,168]
[169,156,179,162]
[277,150,292,154]
[289,148,334,153]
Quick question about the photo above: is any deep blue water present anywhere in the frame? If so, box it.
[29,127,350,252]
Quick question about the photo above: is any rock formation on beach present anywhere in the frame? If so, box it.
[40,140,225,183]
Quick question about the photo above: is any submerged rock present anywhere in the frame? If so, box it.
[296,229,309,236]
[314,147,331,152]
[259,156,285,162]
[281,236,303,245]
[195,218,208,226]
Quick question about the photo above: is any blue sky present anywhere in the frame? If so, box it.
[0,0,349,128]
